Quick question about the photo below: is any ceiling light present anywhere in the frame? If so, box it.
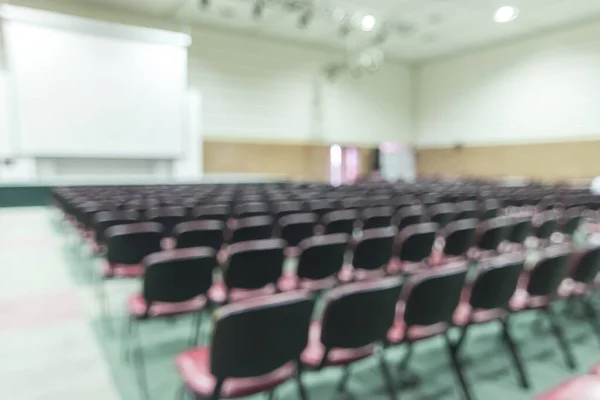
[360,14,376,31]
[494,6,519,23]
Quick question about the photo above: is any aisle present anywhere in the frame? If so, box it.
[0,207,119,400]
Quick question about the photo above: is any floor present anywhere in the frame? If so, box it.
[1,206,600,400]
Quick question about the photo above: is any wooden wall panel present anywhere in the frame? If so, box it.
[203,140,375,182]
[417,140,600,182]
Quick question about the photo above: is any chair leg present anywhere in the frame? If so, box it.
[444,333,475,400]
[377,349,398,400]
[131,321,151,400]
[121,315,134,363]
[500,318,530,389]
[454,324,472,356]
[545,308,577,370]
[336,365,352,393]
[295,370,309,400]
[96,278,113,335]
[267,389,277,400]
[210,379,224,400]
[188,310,204,347]
[582,298,600,347]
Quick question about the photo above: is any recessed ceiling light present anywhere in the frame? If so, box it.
[494,6,519,23]
[360,14,376,31]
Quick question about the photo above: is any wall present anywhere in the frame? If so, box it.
[416,20,600,180]
[0,0,412,183]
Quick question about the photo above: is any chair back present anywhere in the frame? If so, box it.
[321,277,402,350]
[396,222,438,263]
[469,254,525,310]
[443,219,477,256]
[174,220,224,250]
[297,234,349,281]
[526,245,572,296]
[352,227,395,271]
[106,222,164,265]
[211,292,315,378]
[570,245,600,284]
[403,263,468,326]
[278,213,317,247]
[230,216,273,244]
[224,239,285,290]
[323,210,357,235]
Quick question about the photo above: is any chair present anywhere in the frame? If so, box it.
[276,213,317,249]
[510,245,576,369]
[93,210,138,249]
[389,223,438,274]
[104,222,164,278]
[387,264,472,400]
[535,211,559,243]
[362,206,393,230]
[428,203,456,229]
[218,239,286,303]
[124,248,218,400]
[394,205,424,231]
[561,207,584,237]
[174,220,224,251]
[442,219,478,260]
[301,277,403,400]
[147,206,186,236]
[282,234,350,291]
[560,245,600,346]
[453,254,529,391]
[323,210,357,236]
[507,217,533,247]
[472,216,511,259]
[348,227,395,280]
[454,201,478,221]
[273,201,305,220]
[175,292,315,400]
[234,202,269,219]
[480,199,501,221]
[194,204,229,222]
[229,216,273,244]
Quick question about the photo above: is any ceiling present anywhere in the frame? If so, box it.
[69,0,600,61]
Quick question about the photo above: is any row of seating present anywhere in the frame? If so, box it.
[120,244,600,400]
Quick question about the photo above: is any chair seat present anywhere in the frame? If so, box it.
[386,318,448,344]
[278,274,337,292]
[128,294,207,318]
[509,288,552,310]
[453,302,508,325]
[536,376,600,400]
[176,347,295,398]
[387,259,424,274]
[102,262,144,278]
[208,282,277,304]
[301,321,374,367]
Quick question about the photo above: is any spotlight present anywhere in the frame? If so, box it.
[253,0,265,19]
[494,6,519,23]
[298,8,313,28]
[360,14,376,31]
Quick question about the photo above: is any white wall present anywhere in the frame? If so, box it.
[189,30,412,145]
[417,20,600,148]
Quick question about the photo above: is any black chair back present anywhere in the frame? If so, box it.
[321,277,402,350]
[469,254,525,310]
[323,210,357,235]
[142,248,217,308]
[508,217,533,244]
[224,239,285,290]
[526,245,572,296]
[570,245,600,284]
[106,222,164,265]
[230,216,273,244]
[429,203,455,228]
[443,219,477,256]
[396,222,438,263]
[174,220,224,250]
[94,210,138,244]
[278,213,317,247]
[477,216,511,251]
[211,292,315,378]
[352,227,395,271]
[296,234,349,281]
[403,264,468,326]
[362,206,393,230]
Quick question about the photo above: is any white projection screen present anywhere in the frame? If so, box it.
[2,7,189,158]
